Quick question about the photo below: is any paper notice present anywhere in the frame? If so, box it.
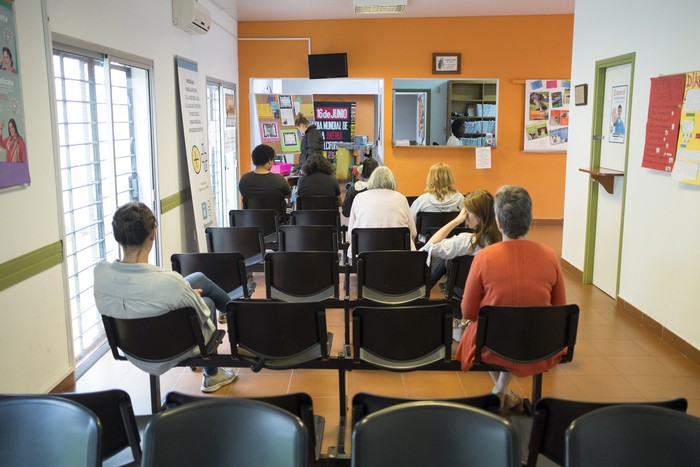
[475,146,492,169]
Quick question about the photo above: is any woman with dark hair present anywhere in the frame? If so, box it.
[93,202,238,393]
[342,157,379,217]
[296,154,341,204]
[295,113,324,165]
[1,47,15,73]
[0,118,27,163]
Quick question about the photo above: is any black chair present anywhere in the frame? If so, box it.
[415,210,462,248]
[165,391,323,466]
[141,398,307,467]
[296,195,338,210]
[349,227,412,264]
[102,307,226,413]
[351,392,502,427]
[205,226,265,272]
[264,251,341,304]
[443,254,475,301]
[566,404,700,467]
[473,304,580,407]
[352,303,453,370]
[523,396,687,467]
[356,250,430,304]
[0,396,102,467]
[278,225,338,253]
[405,195,419,206]
[351,401,521,467]
[230,208,280,250]
[243,194,289,222]
[171,251,251,300]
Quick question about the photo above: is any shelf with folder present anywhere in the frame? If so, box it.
[447,80,498,147]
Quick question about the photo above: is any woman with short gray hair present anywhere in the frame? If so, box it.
[494,184,533,239]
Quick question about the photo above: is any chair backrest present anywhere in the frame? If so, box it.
[278,225,338,253]
[142,398,307,467]
[566,404,700,467]
[229,208,279,237]
[164,392,320,466]
[226,300,331,371]
[171,252,249,297]
[474,304,579,364]
[405,195,419,206]
[243,194,288,219]
[444,254,475,300]
[350,227,411,263]
[528,396,687,467]
[296,195,338,210]
[351,392,501,427]
[0,396,102,467]
[264,251,340,302]
[351,401,520,467]
[205,226,265,268]
[289,208,344,247]
[58,389,143,465]
[352,303,452,370]
[416,210,462,238]
[356,250,430,303]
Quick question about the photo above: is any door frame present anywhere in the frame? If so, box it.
[582,52,636,298]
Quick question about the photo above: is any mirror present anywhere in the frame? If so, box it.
[392,78,498,147]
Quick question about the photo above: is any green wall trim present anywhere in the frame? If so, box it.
[0,241,64,292]
[161,188,191,214]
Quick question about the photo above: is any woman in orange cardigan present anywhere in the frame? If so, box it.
[455,185,566,412]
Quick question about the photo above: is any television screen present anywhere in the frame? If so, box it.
[308,53,348,79]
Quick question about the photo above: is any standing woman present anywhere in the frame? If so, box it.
[295,113,324,166]
[410,162,464,223]
[0,118,27,163]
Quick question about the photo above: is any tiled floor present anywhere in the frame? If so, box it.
[73,225,700,454]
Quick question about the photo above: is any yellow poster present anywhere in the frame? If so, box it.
[671,72,700,185]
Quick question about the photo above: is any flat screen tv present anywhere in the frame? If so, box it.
[308,53,348,79]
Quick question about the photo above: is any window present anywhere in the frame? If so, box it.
[206,81,238,223]
[53,46,155,370]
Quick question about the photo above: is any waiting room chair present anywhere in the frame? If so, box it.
[264,251,341,304]
[243,194,289,223]
[230,208,280,250]
[351,392,501,427]
[296,195,338,210]
[278,224,338,253]
[102,307,226,413]
[205,226,265,272]
[349,227,412,265]
[405,195,419,206]
[141,398,307,467]
[522,396,687,467]
[356,250,430,304]
[0,396,102,467]
[473,304,580,408]
[443,254,474,302]
[289,209,344,246]
[565,404,700,467]
[415,210,462,248]
[164,391,323,466]
[352,303,453,370]
[351,401,520,467]
[171,251,251,300]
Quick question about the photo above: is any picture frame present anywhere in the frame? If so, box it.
[574,83,588,106]
[432,53,461,74]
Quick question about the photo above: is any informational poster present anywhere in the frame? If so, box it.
[523,79,570,152]
[609,85,628,144]
[254,93,314,155]
[671,71,700,185]
[176,56,217,251]
[313,101,356,161]
[0,0,30,189]
[641,74,685,172]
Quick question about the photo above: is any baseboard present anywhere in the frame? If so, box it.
[531,218,563,226]
[50,371,75,394]
[560,257,583,281]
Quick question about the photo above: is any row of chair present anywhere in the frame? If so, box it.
[0,391,696,467]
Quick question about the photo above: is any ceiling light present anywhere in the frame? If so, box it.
[354,0,407,14]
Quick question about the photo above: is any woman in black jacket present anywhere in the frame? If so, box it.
[295,113,324,165]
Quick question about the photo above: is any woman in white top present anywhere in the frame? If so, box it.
[410,162,464,224]
[446,120,465,146]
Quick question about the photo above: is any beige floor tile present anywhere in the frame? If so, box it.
[346,370,406,397]
[569,374,646,401]
[403,371,466,398]
[289,369,345,398]
[558,354,621,376]
[589,339,651,357]
[625,375,700,400]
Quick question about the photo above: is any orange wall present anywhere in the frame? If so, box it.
[238,15,573,219]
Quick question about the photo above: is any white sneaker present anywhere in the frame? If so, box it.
[201,369,236,393]
[452,321,467,342]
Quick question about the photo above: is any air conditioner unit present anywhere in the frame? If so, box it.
[172,0,211,35]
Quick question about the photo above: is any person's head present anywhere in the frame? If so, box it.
[112,202,157,249]
[2,47,11,66]
[463,190,502,249]
[425,162,457,201]
[617,104,623,119]
[8,119,18,137]
[251,144,275,167]
[302,154,334,175]
[367,166,396,191]
[294,113,310,133]
[360,157,379,180]
[494,185,532,239]
[451,119,466,138]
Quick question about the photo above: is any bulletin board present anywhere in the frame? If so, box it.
[671,71,700,185]
[254,93,314,155]
[523,79,571,152]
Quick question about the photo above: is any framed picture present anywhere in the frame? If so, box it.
[260,120,279,142]
[432,53,461,74]
[574,84,588,106]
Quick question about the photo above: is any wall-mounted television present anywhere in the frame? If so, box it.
[308,53,348,79]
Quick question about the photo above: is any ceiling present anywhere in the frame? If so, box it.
[210,0,575,22]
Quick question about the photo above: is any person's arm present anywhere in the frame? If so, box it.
[423,232,474,261]
[426,208,468,245]
[342,186,356,217]
[550,252,567,305]
[277,174,292,197]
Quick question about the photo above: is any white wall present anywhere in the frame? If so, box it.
[563,0,700,349]
[0,0,238,393]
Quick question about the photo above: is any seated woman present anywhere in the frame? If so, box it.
[455,185,567,412]
[420,189,501,292]
[348,166,417,256]
[93,202,237,393]
[410,162,464,225]
[295,154,341,206]
[342,157,379,218]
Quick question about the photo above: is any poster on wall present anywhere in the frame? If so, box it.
[0,0,30,189]
[313,101,356,161]
[176,56,217,252]
[523,79,570,152]
[671,71,700,185]
[609,85,628,144]
[641,74,685,172]
[254,94,314,155]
